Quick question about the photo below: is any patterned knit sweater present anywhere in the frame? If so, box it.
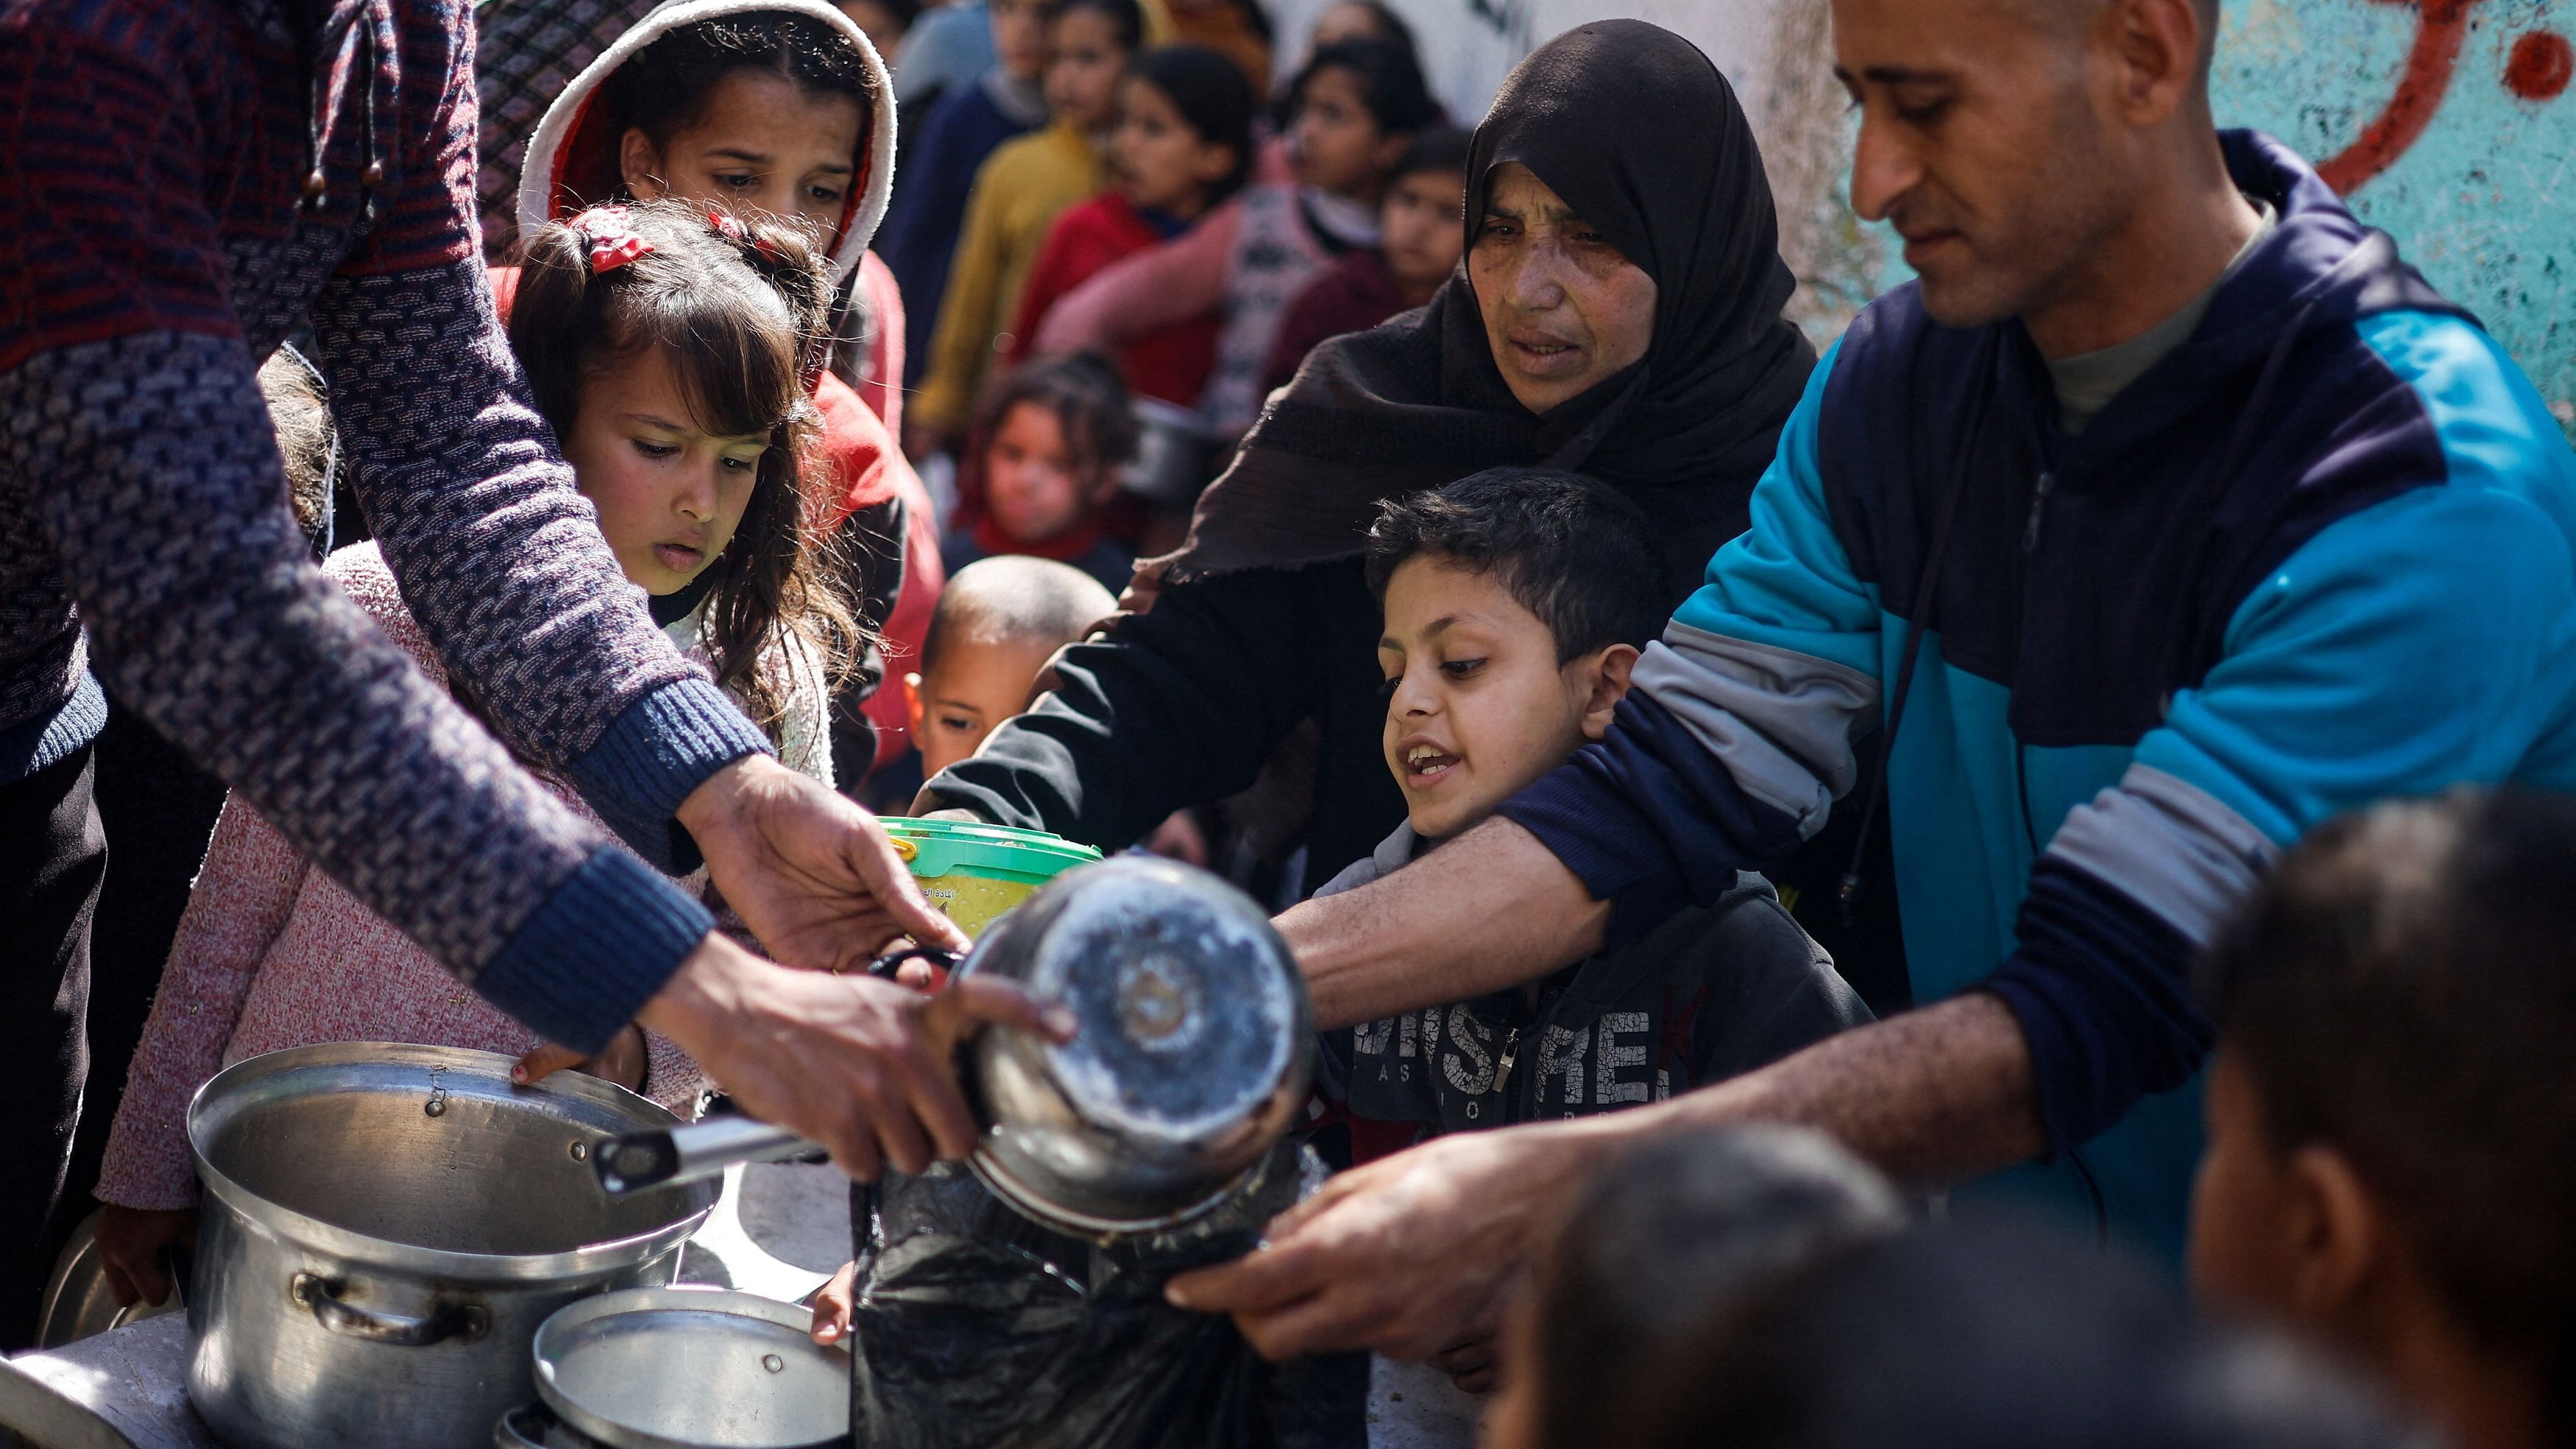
[0,0,773,1052]
[93,542,837,1210]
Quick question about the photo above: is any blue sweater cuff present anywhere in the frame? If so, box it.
[1985,857,2212,1156]
[565,677,774,874]
[0,670,107,782]
[473,846,712,1053]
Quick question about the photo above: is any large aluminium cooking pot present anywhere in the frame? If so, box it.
[183,1043,718,1449]
[960,855,1312,1233]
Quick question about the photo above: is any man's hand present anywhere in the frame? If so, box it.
[96,1204,198,1308]
[1162,1126,1612,1361]
[1281,816,1607,1031]
[638,932,1072,1179]
[679,755,969,968]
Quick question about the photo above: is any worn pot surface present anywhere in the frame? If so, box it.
[963,857,1312,1233]
[183,1044,718,1449]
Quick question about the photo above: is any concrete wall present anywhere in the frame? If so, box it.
[1320,0,2575,436]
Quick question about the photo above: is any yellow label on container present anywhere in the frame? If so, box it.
[917,874,1043,938]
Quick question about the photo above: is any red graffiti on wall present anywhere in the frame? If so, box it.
[2314,0,2572,194]
[2316,0,2480,193]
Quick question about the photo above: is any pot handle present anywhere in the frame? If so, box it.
[290,1272,489,1347]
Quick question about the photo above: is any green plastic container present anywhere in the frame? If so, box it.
[882,818,1102,936]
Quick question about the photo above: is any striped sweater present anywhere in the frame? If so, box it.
[0,0,771,1051]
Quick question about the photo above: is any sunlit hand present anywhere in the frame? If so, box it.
[679,755,969,970]
[511,1024,646,1091]
[637,932,1072,1180]
[810,1261,858,1346]
[1162,1127,1584,1361]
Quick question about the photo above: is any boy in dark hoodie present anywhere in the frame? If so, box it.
[2190,787,2576,1449]
[1314,470,1869,1163]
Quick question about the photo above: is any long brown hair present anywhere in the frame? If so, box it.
[511,199,864,736]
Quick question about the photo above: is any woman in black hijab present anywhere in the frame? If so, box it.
[925,20,1816,895]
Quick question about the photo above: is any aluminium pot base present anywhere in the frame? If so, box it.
[963,1147,1254,1239]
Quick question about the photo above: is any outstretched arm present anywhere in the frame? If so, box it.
[1030,199,1237,355]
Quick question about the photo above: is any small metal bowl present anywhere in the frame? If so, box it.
[960,857,1312,1235]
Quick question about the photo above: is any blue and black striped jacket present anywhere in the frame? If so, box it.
[1501,131,2576,1258]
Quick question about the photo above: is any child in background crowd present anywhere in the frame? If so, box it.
[910,0,1144,452]
[1589,1220,2420,1449]
[835,0,922,62]
[1163,0,1271,92]
[1261,121,1467,392]
[1483,1127,1906,1445]
[1009,45,1256,408]
[1030,35,1437,438]
[1314,470,1867,1168]
[512,1,944,783]
[2191,787,2576,1449]
[90,205,855,1309]
[942,353,1142,595]
[1298,0,1414,67]
[905,556,1119,780]
[879,0,1051,383]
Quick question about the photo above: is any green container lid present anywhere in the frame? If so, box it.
[882,817,1102,883]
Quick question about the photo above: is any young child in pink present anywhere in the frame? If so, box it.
[92,202,860,1309]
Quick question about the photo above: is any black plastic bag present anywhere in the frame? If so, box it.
[847,1144,1366,1449]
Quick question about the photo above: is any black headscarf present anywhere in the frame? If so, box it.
[1161,18,1816,598]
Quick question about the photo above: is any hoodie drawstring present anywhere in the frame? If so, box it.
[301,1,391,223]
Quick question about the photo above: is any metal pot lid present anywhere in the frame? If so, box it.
[533,1289,849,1449]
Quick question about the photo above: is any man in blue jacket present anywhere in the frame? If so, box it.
[1165,0,2576,1367]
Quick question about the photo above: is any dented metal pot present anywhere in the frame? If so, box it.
[960,856,1312,1234]
[183,1044,718,1449]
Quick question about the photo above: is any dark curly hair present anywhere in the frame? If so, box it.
[1278,36,1438,138]
[1126,44,1258,202]
[601,11,878,160]
[965,351,1139,498]
[510,199,864,737]
[1365,467,1667,662]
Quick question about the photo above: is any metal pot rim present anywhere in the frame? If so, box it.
[188,1043,714,1282]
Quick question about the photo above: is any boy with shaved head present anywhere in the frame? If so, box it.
[904,556,1117,779]
[1164,0,2576,1370]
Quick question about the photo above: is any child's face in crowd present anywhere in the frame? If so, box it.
[905,636,1063,776]
[1380,166,1465,300]
[984,400,1113,547]
[2188,1050,2304,1323]
[620,71,863,242]
[1111,76,1234,216]
[1042,7,1130,133]
[833,0,912,63]
[1289,65,1406,201]
[991,0,1049,81]
[1377,555,1636,840]
[2187,1047,2409,1362]
[1471,161,1657,415]
[563,348,768,595]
